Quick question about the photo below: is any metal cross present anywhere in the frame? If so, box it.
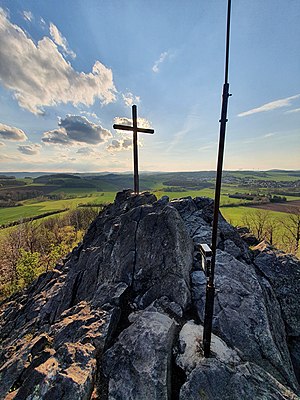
[113,105,154,194]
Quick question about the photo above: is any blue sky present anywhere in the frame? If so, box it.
[0,0,299,172]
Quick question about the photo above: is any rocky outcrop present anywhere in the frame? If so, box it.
[0,190,299,399]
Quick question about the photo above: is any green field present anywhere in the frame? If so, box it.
[0,193,116,226]
[0,170,299,240]
[220,206,289,226]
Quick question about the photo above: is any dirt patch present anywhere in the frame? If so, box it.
[247,200,300,214]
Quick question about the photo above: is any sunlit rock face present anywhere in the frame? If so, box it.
[0,190,299,399]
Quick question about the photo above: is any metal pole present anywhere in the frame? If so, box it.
[132,105,139,194]
[203,0,232,358]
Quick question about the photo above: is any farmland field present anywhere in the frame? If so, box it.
[0,170,299,245]
[0,193,116,226]
[246,200,300,213]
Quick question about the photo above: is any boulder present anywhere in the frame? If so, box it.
[0,191,299,399]
[178,322,299,400]
[103,310,177,399]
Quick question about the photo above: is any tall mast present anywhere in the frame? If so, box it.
[202,0,232,358]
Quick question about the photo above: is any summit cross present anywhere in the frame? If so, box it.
[113,104,154,194]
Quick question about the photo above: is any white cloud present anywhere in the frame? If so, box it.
[238,94,300,117]
[152,51,169,73]
[18,143,41,155]
[0,122,27,141]
[107,138,132,152]
[122,92,140,107]
[41,129,70,145]
[49,22,76,59]
[42,114,112,145]
[285,108,300,114]
[264,133,276,138]
[0,9,117,114]
[80,111,101,122]
[76,147,94,155]
[0,141,4,146]
[113,116,152,129]
[23,11,33,22]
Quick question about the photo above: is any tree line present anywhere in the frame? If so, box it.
[241,207,300,256]
[0,206,101,300]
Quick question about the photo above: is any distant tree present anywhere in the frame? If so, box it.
[16,249,40,287]
[280,207,300,255]
[0,206,101,300]
[265,217,279,245]
[242,209,270,242]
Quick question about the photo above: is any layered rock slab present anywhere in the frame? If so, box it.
[0,191,193,399]
[103,310,177,400]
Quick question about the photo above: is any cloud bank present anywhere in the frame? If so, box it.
[107,138,132,152]
[0,123,27,141]
[0,9,116,114]
[42,115,112,146]
[238,94,300,117]
[18,143,41,155]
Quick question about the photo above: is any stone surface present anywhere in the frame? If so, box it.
[103,310,177,400]
[0,191,299,399]
[178,321,299,400]
[180,359,299,400]
[176,321,240,373]
[253,243,300,383]
[192,249,298,392]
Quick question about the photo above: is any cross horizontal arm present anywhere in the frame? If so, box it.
[113,124,154,134]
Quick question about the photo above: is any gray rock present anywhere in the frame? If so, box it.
[254,243,300,383]
[103,310,177,400]
[0,191,299,399]
[177,322,300,399]
[180,359,299,400]
[193,249,298,391]
[133,204,193,310]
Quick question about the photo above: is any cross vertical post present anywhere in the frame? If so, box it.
[132,105,139,194]
[113,105,154,194]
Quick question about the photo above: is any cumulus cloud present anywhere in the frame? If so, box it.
[23,11,33,22]
[42,115,112,146]
[76,147,94,155]
[49,22,76,58]
[18,143,41,155]
[238,94,300,117]
[0,9,117,114]
[113,116,152,129]
[122,92,140,107]
[41,129,70,145]
[107,138,132,152]
[0,122,27,141]
[152,51,169,73]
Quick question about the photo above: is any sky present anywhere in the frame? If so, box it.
[0,0,299,173]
